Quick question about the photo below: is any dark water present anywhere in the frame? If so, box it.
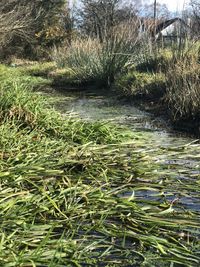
[48,88,200,213]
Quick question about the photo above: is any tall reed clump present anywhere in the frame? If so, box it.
[52,38,103,85]
[165,42,200,121]
[52,19,140,87]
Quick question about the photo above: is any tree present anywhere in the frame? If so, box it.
[0,0,71,58]
[0,1,35,48]
[190,0,200,37]
[78,0,137,41]
[33,0,70,46]
[141,2,170,19]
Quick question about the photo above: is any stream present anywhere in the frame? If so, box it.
[48,88,200,214]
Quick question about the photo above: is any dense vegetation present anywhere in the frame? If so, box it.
[0,0,70,59]
[52,37,200,132]
[0,63,200,266]
[116,43,200,125]
[0,0,200,266]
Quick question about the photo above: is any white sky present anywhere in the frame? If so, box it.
[148,0,190,11]
[70,0,191,12]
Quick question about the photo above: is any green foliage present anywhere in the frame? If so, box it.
[0,64,51,88]
[52,33,138,87]
[0,64,120,144]
[0,64,200,266]
[116,71,166,99]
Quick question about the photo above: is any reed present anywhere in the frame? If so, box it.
[52,19,140,87]
[165,42,200,121]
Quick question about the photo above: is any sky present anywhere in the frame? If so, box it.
[70,0,191,12]
[148,0,190,12]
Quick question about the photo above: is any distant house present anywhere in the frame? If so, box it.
[139,18,162,36]
[139,17,191,41]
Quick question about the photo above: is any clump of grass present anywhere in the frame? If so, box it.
[116,71,166,99]
[52,21,140,87]
[165,44,200,121]
[51,39,104,86]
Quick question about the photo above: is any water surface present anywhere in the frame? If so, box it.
[49,88,200,213]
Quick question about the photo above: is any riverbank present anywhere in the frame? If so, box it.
[123,96,200,137]
[50,39,200,136]
[25,58,200,137]
[114,47,200,137]
[1,63,200,266]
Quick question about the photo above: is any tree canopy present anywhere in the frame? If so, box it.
[0,0,70,58]
[78,0,137,41]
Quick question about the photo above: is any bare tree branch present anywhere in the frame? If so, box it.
[0,2,39,48]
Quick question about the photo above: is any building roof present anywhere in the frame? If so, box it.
[140,17,191,36]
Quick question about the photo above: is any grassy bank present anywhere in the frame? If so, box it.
[1,64,200,266]
[115,43,200,133]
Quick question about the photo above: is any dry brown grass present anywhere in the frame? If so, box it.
[165,45,200,120]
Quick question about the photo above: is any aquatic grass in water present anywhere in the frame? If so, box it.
[0,131,200,266]
[0,64,200,266]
